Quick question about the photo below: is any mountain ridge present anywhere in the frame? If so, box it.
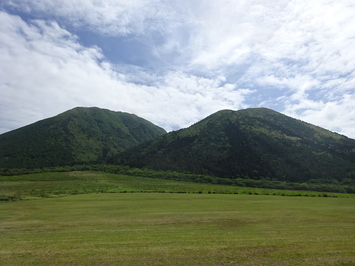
[0,107,166,168]
[1,106,355,190]
[114,107,355,183]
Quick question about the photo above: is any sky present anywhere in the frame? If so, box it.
[1,0,355,138]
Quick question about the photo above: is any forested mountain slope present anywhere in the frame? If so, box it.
[114,108,355,183]
[0,107,166,168]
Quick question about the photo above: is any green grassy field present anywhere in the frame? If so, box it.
[1,193,354,265]
[1,171,355,265]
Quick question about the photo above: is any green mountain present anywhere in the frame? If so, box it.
[114,108,355,184]
[0,107,166,168]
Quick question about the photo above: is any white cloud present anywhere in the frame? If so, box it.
[185,1,285,70]
[149,72,252,130]
[284,94,355,138]
[256,0,355,85]
[0,11,250,134]
[1,0,179,36]
[1,0,355,138]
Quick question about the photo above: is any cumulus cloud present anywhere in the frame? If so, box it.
[184,1,285,70]
[284,94,355,138]
[0,11,250,134]
[1,0,180,36]
[1,0,355,138]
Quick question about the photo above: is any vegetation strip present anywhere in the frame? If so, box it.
[1,171,354,202]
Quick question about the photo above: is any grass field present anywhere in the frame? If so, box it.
[1,171,354,200]
[1,193,355,265]
[1,172,355,265]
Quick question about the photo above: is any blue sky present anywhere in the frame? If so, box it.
[1,0,355,138]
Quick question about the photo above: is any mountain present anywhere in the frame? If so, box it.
[0,107,166,168]
[114,108,355,183]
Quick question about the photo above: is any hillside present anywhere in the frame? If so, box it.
[0,107,166,168]
[114,108,355,184]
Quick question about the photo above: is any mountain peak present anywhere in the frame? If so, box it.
[0,107,166,168]
[117,108,355,183]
